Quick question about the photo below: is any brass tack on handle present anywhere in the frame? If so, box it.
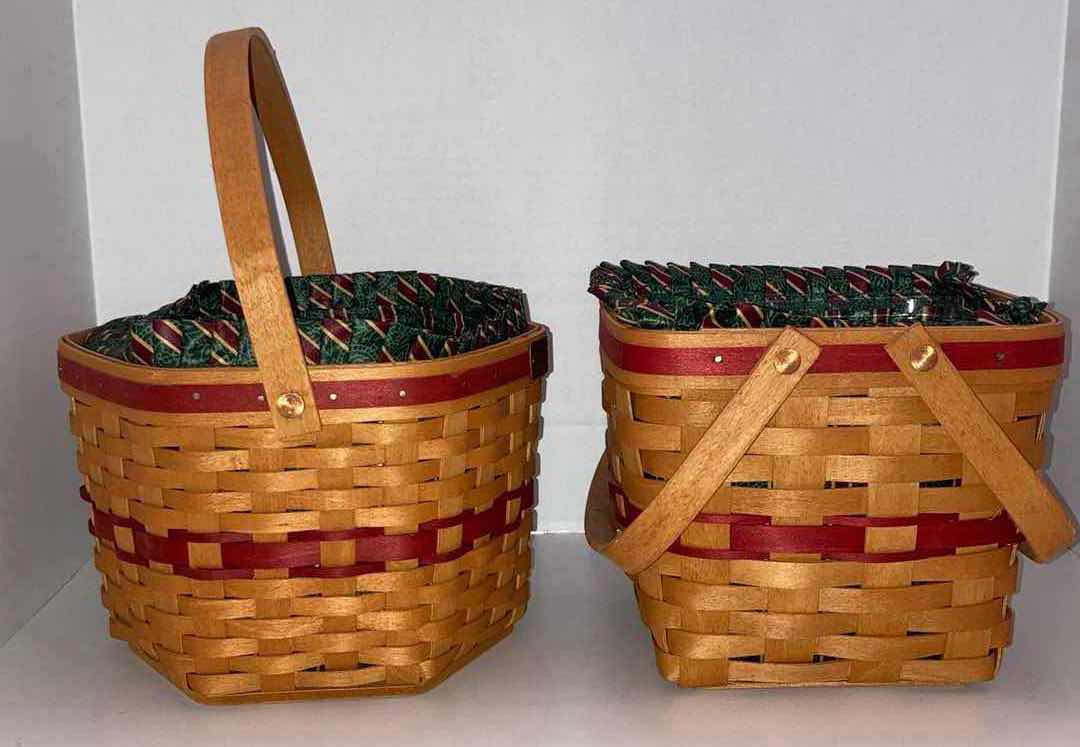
[773,348,801,375]
[275,391,306,418]
[910,344,938,372]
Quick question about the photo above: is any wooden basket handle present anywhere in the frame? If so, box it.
[886,324,1076,562]
[587,328,821,576]
[204,27,333,436]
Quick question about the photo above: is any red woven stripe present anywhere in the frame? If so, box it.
[59,352,528,412]
[914,512,1019,551]
[599,320,1064,376]
[611,484,959,528]
[823,513,960,527]
[732,524,865,553]
[83,482,535,579]
[60,329,550,413]
[610,483,1020,561]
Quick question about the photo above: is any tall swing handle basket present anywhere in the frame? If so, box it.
[589,310,1074,688]
[57,27,551,704]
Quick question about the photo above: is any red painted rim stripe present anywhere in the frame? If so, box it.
[610,483,1019,562]
[59,331,549,414]
[600,320,1064,376]
[85,482,535,580]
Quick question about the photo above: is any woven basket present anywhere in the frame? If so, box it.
[56,28,551,704]
[586,304,1074,687]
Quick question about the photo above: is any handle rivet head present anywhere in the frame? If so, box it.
[910,344,938,372]
[713,354,724,364]
[774,348,801,375]
[276,392,305,418]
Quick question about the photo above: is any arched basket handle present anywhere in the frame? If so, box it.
[588,328,821,576]
[886,324,1075,561]
[204,27,335,436]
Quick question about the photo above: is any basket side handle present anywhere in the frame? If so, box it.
[886,324,1076,562]
[204,28,329,436]
[587,328,821,576]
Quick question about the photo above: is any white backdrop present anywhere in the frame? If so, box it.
[1,0,95,643]
[1050,3,1080,515]
[74,0,1068,530]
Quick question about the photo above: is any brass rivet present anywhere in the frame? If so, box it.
[910,344,938,372]
[276,391,305,418]
[773,348,801,375]
[713,354,724,364]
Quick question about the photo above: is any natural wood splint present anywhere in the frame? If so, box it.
[56,27,552,704]
[587,308,1072,688]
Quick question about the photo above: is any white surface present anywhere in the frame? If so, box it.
[1050,1,1080,516]
[72,0,1070,531]
[0,0,96,643]
[2,534,1079,746]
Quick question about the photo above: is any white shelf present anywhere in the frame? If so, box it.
[2,534,1079,746]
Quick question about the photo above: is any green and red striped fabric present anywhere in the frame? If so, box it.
[589,261,1045,330]
[82,271,530,367]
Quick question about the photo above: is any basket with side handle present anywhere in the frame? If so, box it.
[587,302,1074,688]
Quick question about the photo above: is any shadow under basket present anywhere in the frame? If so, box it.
[56,27,552,704]
[586,306,1075,688]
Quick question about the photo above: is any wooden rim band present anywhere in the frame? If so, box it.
[205,28,332,436]
[57,329,550,414]
[599,315,1065,377]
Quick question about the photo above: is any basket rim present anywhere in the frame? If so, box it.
[599,287,1063,350]
[598,294,1064,378]
[57,323,549,419]
[59,322,549,385]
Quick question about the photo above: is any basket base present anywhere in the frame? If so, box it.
[121,626,514,705]
[652,644,1003,689]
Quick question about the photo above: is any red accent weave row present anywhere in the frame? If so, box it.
[84,482,535,580]
[599,320,1065,377]
[610,483,1020,563]
[59,330,551,414]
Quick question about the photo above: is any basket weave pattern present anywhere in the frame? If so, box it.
[64,348,545,701]
[593,310,1066,687]
[56,27,553,703]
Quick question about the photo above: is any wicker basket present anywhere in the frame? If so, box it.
[56,28,550,704]
[586,305,1074,687]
